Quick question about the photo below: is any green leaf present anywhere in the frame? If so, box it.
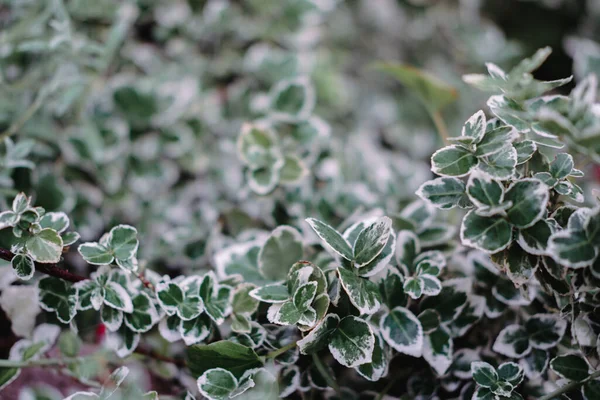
[279,365,300,397]
[550,153,574,180]
[38,277,78,324]
[498,245,535,288]
[548,217,598,268]
[525,314,567,350]
[156,281,185,314]
[187,340,263,378]
[511,47,552,76]
[356,331,389,382]
[115,256,138,273]
[58,331,81,357]
[297,313,340,355]
[352,217,392,267]
[517,219,554,255]
[337,267,381,315]
[232,283,259,315]
[403,277,424,299]
[461,110,487,143]
[514,140,537,164]
[423,326,453,375]
[247,160,283,196]
[416,177,467,210]
[471,387,496,400]
[101,305,123,332]
[78,243,113,265]
[550,354,590,381]
[447,294,485,337]
[374,63,458,112]
[420,278,469,323]
[467,171,505,208]
[570,74,597,118]
[249,284,290,303]
[357,229,396,277]
[505,179,549,229]
[477,145,517,180]
[0,366,19,391]
[583,379,600,400]
[279,155,307,184]
[39,212,69,233]
[156,281,204,320]
[12,192,30,214]
[236,368,278,400]
[237,124,278,169]
[62,231,80,246]
[431,145,478,177]
[471,361,498,388]
[197,368,238,400]
[200,272,233,325]
[100,366,129,398]
[293,282,318,313]
[420,275,442,297]
[269,77,315,121]
[395,230,420,275]
[26,228,63,263]
[108,225,138,261]
[179,314,212,346]
[306,218,353,261]
[231,314,252,334]
[124,292,158,333]
[74,279,102,311]
[497,362,524,387]
[490,380,514,397]
[475,126,517,157]
[379,271,407,310]
[418,309,441,334]
[329,315,374,368]
[460,210,512,253]
[380,306,423,357]
[259,226,304,281]
[267,301,302,326]
[520,348,548,379]
[104,282,134,313]
[493,325,531,358]
[0,211,18,230]
[11,254,35,280]
[400,200,436,227]
[551,232,597,268]
[114,327,140,358]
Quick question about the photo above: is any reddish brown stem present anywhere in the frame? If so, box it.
[0,248,88,283]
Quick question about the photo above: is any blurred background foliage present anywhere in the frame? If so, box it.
[1,0,598,275]
[1,0,599,279]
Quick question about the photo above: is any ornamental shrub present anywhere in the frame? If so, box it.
[1,1,600,400]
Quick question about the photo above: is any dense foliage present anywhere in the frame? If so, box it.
[1,0,600,399]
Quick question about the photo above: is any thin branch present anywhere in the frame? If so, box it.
[311,353,341,396]
[0,356,78,368]
[430,109,449,145]
[375,380,395,400]
[133,270,155,291]
[0,90,47,142]
[265,340,298,359]
[0,248,88,283]
[539,369,600,400]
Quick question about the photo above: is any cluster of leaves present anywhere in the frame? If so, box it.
[415,47,600,399]
[237,77,326,195]
[0,193,79,278]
